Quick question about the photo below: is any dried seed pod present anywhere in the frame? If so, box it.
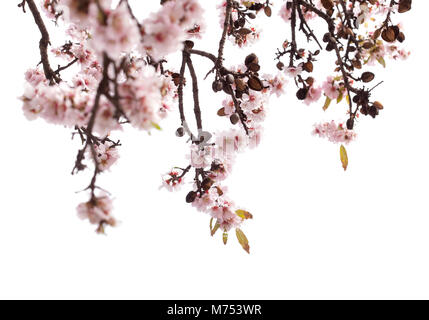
[362,41,374,49]
[234,18,246,28]
[212,80,223,92]
[217,107,227,116]
[346,118,354,130]
[201,178,214,191]
[226,74,235,84]
[323,32,331,43]
[230,113,240,125]
[369,105,379,118]
[326,41,335,51]
[398,0,412,13]
[247,77,263,91]
[222,83,233,94]
[186,191,197,203]
[382,27,397,43]
[361,72,375,83]
[372,28,382,40]
[235,78,246,92]
[352,59,362,69]
[248,63,260,72]
[321,0,334,10]
[238,28,252,35]
[245,53,258,66]
[296,88,308,100]
[373,101,384,110]
[303,61,314,73]
[305,77,314,86]
[176,127,185,137]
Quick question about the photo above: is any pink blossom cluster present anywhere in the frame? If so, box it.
[89,2,140,60]
[92,141,119,172]
[142,0,204,60]
[193,186,242,232]
[322,76,342,101]
[77,194,116,232]
[312,121,357,144]
[304,84,322,106]
[162,68,286,232]
[118,64,175,131]
[279,0,318,23]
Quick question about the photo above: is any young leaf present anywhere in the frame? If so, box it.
[337,91,343,104]
[236,228,250,254]
[236,209,253,220]
[323,96,332,111]
[377,56,386,68]
[151,122,162,130]
[345,94,350,107]
[223,231,228,245]
[210,218,220,236]
[340,144,348,171]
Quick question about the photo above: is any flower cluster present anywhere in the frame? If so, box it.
[276,0,412,133]
[312,121,357,145]
[142,0,204,60]
[17,0,412,251]
[77,194,116,233]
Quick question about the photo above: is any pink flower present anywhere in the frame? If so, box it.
[142,0,204,61]
[279,2,292,22]
[304,85,322,105]
[77,194,116,232]
[25,68,46,87]
[265,73,287,98]
[312,121,357,144]
[190,145,213,169]
[162,170,185,191]
[322,77,340,100]
[92,141,119,171]
[118,66,166,131]
[90,2,140,60]
[285,66,302,78]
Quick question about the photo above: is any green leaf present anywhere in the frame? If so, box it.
[236,228,250,254]
[345,94,350,107]
[337,91,343,104]
[223,231,228,245]
[323,96,332,111]
[377,56,386,68]
[151,122,162,130]
[210,218,220,236]
[340,144,348,171]
[235,210,253,220]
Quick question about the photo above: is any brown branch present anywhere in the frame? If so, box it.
[25,0,60,84]
[186,55,203,131]
[217,0,233,68]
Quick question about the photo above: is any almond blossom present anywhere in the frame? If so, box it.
[312,121,357,145]
[15,0,412,251]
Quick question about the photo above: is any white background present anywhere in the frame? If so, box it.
[0,0,428,299]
